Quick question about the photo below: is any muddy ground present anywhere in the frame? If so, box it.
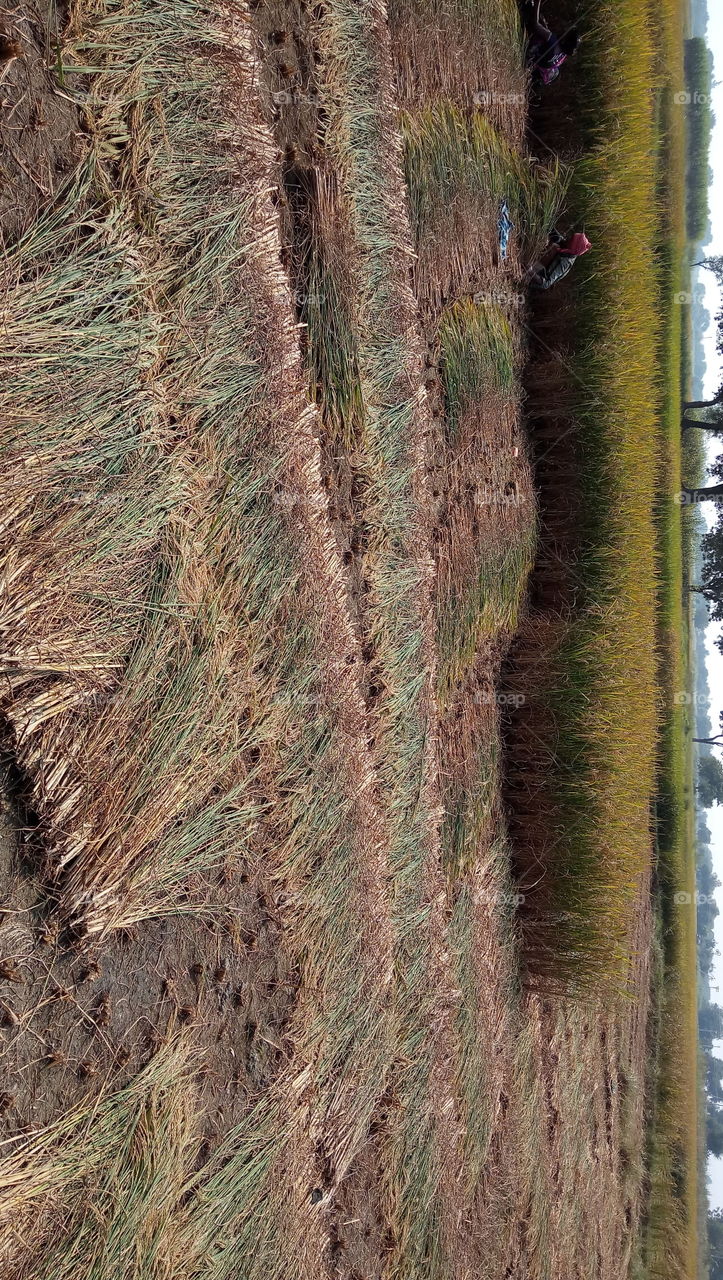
[0,0,84,241]
[0,767,298,1147]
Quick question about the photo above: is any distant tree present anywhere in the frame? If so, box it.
[694,592,711,633]
[699,754,723,806]
[699,817,713,846]
[698,851,719,897]
[683,481,723,503]
[683,417,723,433]
[700,1004,723,1046]
[709,1106,723,1157]
[699,897,720,974]
[695,712,723,746]
[711,1208,723,1279]
[682,402,723,434]
[685,39,715,239]
[701,513,723,614]
[696,255,723,286]
[708,1055,723,1103]
[684,384,723,413]
[699,509,723,653]
[698,848,720,978]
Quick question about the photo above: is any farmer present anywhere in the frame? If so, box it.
[529,229,592,291]
[520,1,581,85]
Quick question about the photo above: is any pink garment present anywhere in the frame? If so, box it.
[561,232,592,257]
[540,51,567,84]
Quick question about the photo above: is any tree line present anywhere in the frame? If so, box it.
[684,256,723,501]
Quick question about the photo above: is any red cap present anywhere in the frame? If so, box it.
[563,232,592,256]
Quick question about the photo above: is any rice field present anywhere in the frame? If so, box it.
[0,0,696,1275]
[499,0,693,1001]
[518,0,697,1270]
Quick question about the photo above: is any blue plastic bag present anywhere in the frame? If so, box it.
[497,200,514,262]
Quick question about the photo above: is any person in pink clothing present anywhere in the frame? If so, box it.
[520,1,581,85]
[529,229,592,291]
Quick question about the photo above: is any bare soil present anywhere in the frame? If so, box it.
[0,0,84,245]
[0,761,297,1148]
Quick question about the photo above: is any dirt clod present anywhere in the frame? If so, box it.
[0,33,22,62]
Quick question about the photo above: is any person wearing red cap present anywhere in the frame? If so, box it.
[529,228,592,290]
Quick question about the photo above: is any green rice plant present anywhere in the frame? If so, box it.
[645,12,699,1264]
[439,299,516,438]
[506,0,686,992]
[516,0,696,1266]
[402,103,567,301]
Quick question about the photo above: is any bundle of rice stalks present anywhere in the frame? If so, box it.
[0,1039,197,1279]
[0,3,303,932]
[439,298,517,439]
[2,0,401,1240]
[0,1036,301,1280]
[434,301,535,700]
[402,103,567,305]
[388,0,526,132]
[298,175,366,452]
[315,2,507,1272]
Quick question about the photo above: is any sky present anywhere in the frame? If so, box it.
[692,3,723,1210]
